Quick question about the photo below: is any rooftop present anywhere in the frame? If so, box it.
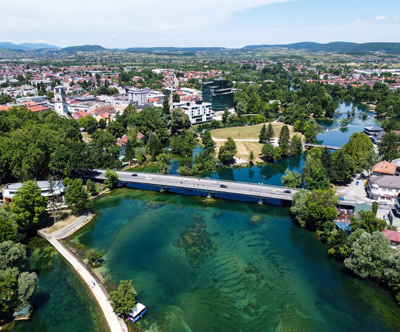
[371,161,397,175]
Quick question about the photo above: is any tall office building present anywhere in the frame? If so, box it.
[202,79,234,111]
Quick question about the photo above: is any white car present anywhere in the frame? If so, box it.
[272,190,280,195]
[215,181,221,185]
[145,176,152,180]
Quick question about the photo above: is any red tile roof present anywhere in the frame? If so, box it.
[136,132,145,140]
[27,105,49,113]
[371,161,397,175]
[382,230,400,243]
[116,135,128,147]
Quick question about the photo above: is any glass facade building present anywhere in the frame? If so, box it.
[202,79,234,111]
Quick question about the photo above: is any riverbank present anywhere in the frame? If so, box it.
[38,214,128,332]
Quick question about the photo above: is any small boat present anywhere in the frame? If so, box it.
[127,303,146,323]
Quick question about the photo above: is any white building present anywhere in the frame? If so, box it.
[54,86,69,117]
[367,175,400,200]
[172,101,213,125]
[127,87,148,106]
[2,181,65,203]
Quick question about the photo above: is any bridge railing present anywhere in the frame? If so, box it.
[95,169,301,191]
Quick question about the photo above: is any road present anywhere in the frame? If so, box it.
[88,170,300,201]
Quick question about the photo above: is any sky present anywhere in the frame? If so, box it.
[1,0,399,48]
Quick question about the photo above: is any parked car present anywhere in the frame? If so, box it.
[355,181,359,185]
[131,173,138,177]
[378,201,388,206]
[283,190,291,194]
[220,184,228,188]
[339,197,345,201]
[272,190,280,195]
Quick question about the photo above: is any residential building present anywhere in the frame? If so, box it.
[117,135,128,157]
[367,175,400,200]
[371,161,398,176]
[2,180,65,203]
[172,101,213,125]
[381,230,400,247]
[202,79,234,111]
[137,132,146,144]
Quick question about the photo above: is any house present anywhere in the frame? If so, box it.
[381,230,400,247]
[367,175,400,200]
[371,130,386,143]
[137,132,146,144]
[96,113,110,123]
[371,161,397,176]
[72,110,90,120]
[364,126,384,136]
[116,135,128,157]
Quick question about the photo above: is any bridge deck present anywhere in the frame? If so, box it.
[88,170,300,201]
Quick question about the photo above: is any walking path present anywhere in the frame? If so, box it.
[39,217,128,332]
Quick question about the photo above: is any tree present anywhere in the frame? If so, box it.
[273,146,282,162]
[344,232,391,281]
[289,136,303,155]
[108,280,137,315]
[278,125,290,145]
[104,169,119,188]
[17,272,38,310]
[372,202,378,216]
[325,101,336,118]
[290,190,309,227]
[360,148,379,175]
[235,101,246,116]
[303,124,316,143]
[379,132,400,162]
[86,179,97,196]
[162,96,170,116]
[304,167,330,190]
[134,147,146,164]
[98,118,106,129]
[306,189,338,229]
[351,210,386,234]
[172,92,180,103]
[171,108,191,133]
[107,121,125,138]
[218,137,237,164]
[125,138,136,161]
[0,211,18,242]
[87,249,102,267]
[10,181,48,230]
[260,144,274,162]
[282,169,302,188]
[222,108,230,123]
[266,122,274,143]
[342,132,373,167]
[249,151,255,165]
[259,124,267,143]
[156,153,171,174]
[148,133,163,161]
[64,178,89,214]
[329,150,356,184]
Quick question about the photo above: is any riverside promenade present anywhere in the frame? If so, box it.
[38,215,128,332]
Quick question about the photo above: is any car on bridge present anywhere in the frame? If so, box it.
[284,190,291,194]
[220,184,228,188]
[131,173,138,177]
[145,176,152,180]
[215,181,221,185]
[272,190,280,195]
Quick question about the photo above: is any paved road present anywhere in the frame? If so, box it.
[50,212,92,239]
[88,170,300,201]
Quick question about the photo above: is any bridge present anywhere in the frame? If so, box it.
[303,143,341,150]
[87,170,301,202]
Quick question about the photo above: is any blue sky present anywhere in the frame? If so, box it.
[1,0,399,48]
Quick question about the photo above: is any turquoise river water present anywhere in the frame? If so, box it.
[65,189,400,332]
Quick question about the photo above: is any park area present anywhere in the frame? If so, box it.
[210,122,304,163]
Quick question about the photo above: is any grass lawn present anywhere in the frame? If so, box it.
[210,122,304,141]
[215,141,263,162]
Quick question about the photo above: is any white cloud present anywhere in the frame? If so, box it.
[375,15,398,21]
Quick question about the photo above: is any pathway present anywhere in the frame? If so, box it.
[39,222,128,332]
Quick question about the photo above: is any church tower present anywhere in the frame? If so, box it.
[54,86,69,117]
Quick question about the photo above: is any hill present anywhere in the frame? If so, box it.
[125,47,226,54]
[61,45,107,53]
[0,42,58,49]
[242,42,400,55]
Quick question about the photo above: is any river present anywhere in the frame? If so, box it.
[66,189,400,332]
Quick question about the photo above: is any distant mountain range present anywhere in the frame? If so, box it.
[1,41,400,55]
[242,42,400,54]
[0,42,59,50]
